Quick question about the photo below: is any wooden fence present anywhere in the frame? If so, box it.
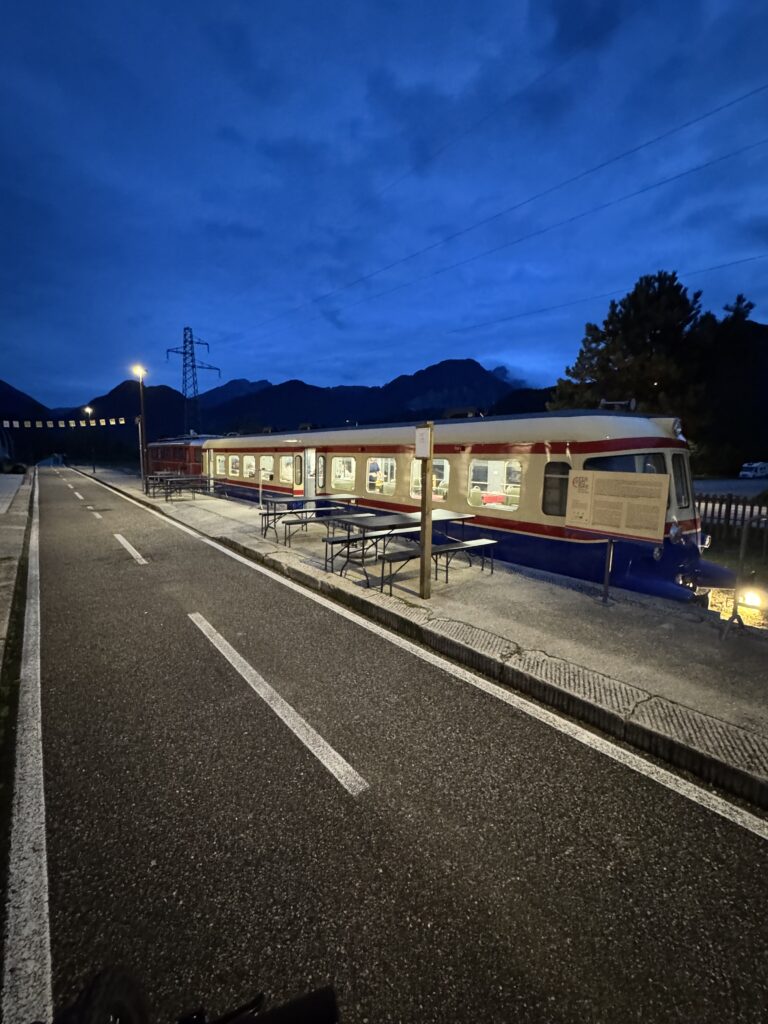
[697,493,768,558]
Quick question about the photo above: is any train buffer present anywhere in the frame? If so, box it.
[379,538,497,596]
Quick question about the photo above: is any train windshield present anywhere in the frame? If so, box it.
[584,453,666,474]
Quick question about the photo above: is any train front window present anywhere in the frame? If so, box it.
[584,453,666,474]
[243,455,256,479]
[542,462,570,516]
[331,456,356,489]
[672,453,690,508]
[467,458,522,510]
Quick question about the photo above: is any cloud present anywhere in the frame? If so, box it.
[204,18,286,99]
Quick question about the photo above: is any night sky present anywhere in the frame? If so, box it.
[3,0,767,408]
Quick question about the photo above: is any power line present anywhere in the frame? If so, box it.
[250,81,768,334]
[256,135,768,337]
[449,253,768,333]
[368,50,585,202]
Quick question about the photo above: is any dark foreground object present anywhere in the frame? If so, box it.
[50,968,339,1024]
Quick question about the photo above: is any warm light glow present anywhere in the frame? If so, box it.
[132,364,148,380]
[740,590,763,609]
[84,406,93,416]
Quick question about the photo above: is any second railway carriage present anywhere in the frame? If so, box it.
[201,411,734,603]
[147,435,217,476]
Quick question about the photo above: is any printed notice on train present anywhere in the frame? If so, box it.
[565,470,669,543]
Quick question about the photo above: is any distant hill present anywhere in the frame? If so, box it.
[0,359,545,461]
[0,380,51,421]
[197,377,272,411]
[202,359,516,433]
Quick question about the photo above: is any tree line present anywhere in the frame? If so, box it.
[548,271,768,474]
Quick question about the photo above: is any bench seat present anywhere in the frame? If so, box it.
[378,537,497,594]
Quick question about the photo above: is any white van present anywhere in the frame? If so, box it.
[738,461,768,479]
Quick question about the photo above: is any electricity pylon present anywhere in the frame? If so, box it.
[167,326,220,435]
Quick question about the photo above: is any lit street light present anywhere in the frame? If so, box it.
[132,365,148,493]
[83,406,95,473]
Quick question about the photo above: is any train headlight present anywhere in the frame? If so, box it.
[739,590,763,609]
[652,546,663,561]
[669,522,684,544]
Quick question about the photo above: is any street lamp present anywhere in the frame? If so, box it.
[83,407,95,473]
[132,365,148,493]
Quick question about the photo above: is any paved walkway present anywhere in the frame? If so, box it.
[6,466,768,809]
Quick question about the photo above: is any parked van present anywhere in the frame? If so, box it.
[738,461,768,479]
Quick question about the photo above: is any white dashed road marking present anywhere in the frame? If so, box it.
[190,613,369,798]
[73,491,83,500]
[113,533,148,565]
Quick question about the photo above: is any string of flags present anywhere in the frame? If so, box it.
[2,417,129,429]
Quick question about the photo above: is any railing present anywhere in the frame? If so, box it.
[697,493,768,547]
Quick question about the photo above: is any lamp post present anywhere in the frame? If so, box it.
[83,406,95,473]
[132,365,148,493]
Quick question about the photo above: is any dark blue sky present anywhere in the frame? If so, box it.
[3,0,767,407]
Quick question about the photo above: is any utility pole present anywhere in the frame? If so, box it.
[167,326,220,434]
[416,421,434,599]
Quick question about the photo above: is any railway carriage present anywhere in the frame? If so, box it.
[196,412,732,602]
[146,436,211,476]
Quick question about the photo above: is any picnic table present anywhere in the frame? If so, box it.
[260,493,358,540]
[325,508,475,581]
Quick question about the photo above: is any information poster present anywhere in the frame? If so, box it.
[565,470,669,544]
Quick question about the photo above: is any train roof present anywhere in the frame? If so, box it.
[148,435,220,448]
[202,411,684,450]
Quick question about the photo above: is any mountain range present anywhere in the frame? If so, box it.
[0,360,553,463]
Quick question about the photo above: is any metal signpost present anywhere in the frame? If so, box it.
[416,422,433,599]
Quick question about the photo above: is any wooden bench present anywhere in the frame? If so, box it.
[378,538,497,595]
[323,527,420,578]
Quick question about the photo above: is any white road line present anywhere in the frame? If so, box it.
[66,483,73,489]
[73,491,83,500]
[190,613,369,797]
[2,471,53,1024]
[91,512,103,520]
[84,473,768,841]
[113,533,148,565]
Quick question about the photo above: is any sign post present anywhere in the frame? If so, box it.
[565,469,670,604]
[416,422,434,599]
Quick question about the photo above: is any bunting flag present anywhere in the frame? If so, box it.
[1,417,128,429]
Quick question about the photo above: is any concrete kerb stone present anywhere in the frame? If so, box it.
[87,474,768,810]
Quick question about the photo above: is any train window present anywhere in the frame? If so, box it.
[215,455,226,475]
[542,462,570,516]
[331,456,356,489]
[243,455,256,479]
[584,453,666,474]
[260,455,274,480]
[410,458,450,502]
[279,455,293,483]
[317,455,326,489]
[672,453,690,508]
[367,457,396,494]
[228,455,240,476]
[467,459,522,510]
[294,455,303,486]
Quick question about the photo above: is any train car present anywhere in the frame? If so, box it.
[147,435,216,476]
[200,412,734,603]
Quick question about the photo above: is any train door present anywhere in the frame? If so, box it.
[304,448,316,500]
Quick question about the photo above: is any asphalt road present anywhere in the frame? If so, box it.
[28,469,768,1022]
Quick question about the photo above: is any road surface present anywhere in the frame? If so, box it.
[4,469,768,1023]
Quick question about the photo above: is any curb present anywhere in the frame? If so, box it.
[81,473,768,811]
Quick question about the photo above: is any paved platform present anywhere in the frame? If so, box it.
[8,466,768,809]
